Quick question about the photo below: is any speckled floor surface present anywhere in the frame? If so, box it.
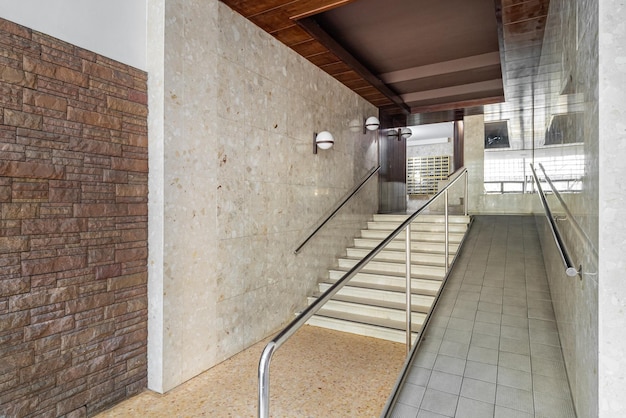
[96,325,405,417]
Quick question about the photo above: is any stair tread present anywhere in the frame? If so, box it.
[348,246,455,255]
[339,255,447,268]
[311,292,435,313]
[313,308,424,332]
[319,280,440,297]
[329,267,444,282]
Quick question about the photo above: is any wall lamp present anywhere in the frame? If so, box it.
[388,127,412,141]
[313,131,334,154]
[363,116,380,133]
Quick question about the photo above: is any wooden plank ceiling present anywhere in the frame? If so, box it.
[220,0,549,117]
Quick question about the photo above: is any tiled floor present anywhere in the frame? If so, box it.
[96,325,405,417]
[390,215,577,418]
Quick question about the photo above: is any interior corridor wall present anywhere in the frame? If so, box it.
[147,0,379,392]
[532,0,605,416]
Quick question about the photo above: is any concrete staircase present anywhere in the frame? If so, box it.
[305,213,471,343]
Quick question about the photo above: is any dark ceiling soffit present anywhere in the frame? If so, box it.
[296,16,411,115]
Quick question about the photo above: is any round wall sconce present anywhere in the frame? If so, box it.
[313,131,334,154]
[364,116,380,133]
[388,127,413,141]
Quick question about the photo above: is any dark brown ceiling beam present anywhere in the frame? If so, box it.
[296,16,410,114]
[379,52,502,84]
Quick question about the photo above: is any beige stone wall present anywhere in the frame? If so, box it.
[147,0,379,392]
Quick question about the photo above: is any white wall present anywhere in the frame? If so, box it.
[0,0,147,70]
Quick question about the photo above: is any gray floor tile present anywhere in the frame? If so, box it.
[534,391,576,418]
[455,397,495,418]
[530,342,566,362]
[455,300,479,311]
[426,324,447,338]
[428,370,463,395]
[501,314,528,329]
[421,337,443,353]
[391,402,419,418]
[502,305,527,318]
[460,377,496,404]
[457,292,480,302]
[529,328,561,347]
[460,284,482,293]
[500,325,529,342]
[495,385,534,414]
[476,310,502,325]
[439,340,470,359]
[463,360,497,383]
[470,332,500,350]
[528,318,558,332]
[498,352,531,373]
[447,317,475,332]
[417,410,449,418]
[397,383,427,408]
[473,321,501,337]
[414,350,437,369]
[407,366,432,387]
[467,345,499,365]
[478,301,502,313]
[502,296,527,308]
[532,374,573,400]
[497,367,532,391]
[499,336,530,356]
[433,354,466,376]
[420,388,459,417]
[444,328,472,345]
[531,357,567,379]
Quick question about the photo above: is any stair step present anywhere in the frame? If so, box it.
[328,269,442,295]
[312,292,436,315]
[372,214,470,224]
[346,247,454,265]
[353,238,460,254]
[318,282,435,313]
[308,298,427,324]
[367,221,468,233]
[337,257,446,279]
[360,229,464,243]
[306,313,419,344]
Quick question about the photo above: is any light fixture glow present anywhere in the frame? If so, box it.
[388,127,413,141]
[363,116,380,133]
[313,131,334,153]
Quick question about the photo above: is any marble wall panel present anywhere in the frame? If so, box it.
[532,0,602,416]
[148,0,379,392]
[598,0,626,416]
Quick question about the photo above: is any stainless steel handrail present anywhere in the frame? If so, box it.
[259,167,468,418]
[294,165,381,254]
[537,163,598,258]
[530,163,580,277]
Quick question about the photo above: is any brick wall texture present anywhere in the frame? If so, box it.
[0,18,148,417]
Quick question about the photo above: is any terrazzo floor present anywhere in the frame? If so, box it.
[96,325,405,417]
[390,215,577,418]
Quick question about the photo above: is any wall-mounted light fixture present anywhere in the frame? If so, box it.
[313,131,334,154]
[363,116,380,134]
[388,127,412,141]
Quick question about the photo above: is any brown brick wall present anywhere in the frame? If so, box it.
[0,18,148,417]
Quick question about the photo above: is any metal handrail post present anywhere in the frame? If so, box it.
[258,342,276,418]
[405,224,412,354]
[444,189,449,272]
[464,171,468,216]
